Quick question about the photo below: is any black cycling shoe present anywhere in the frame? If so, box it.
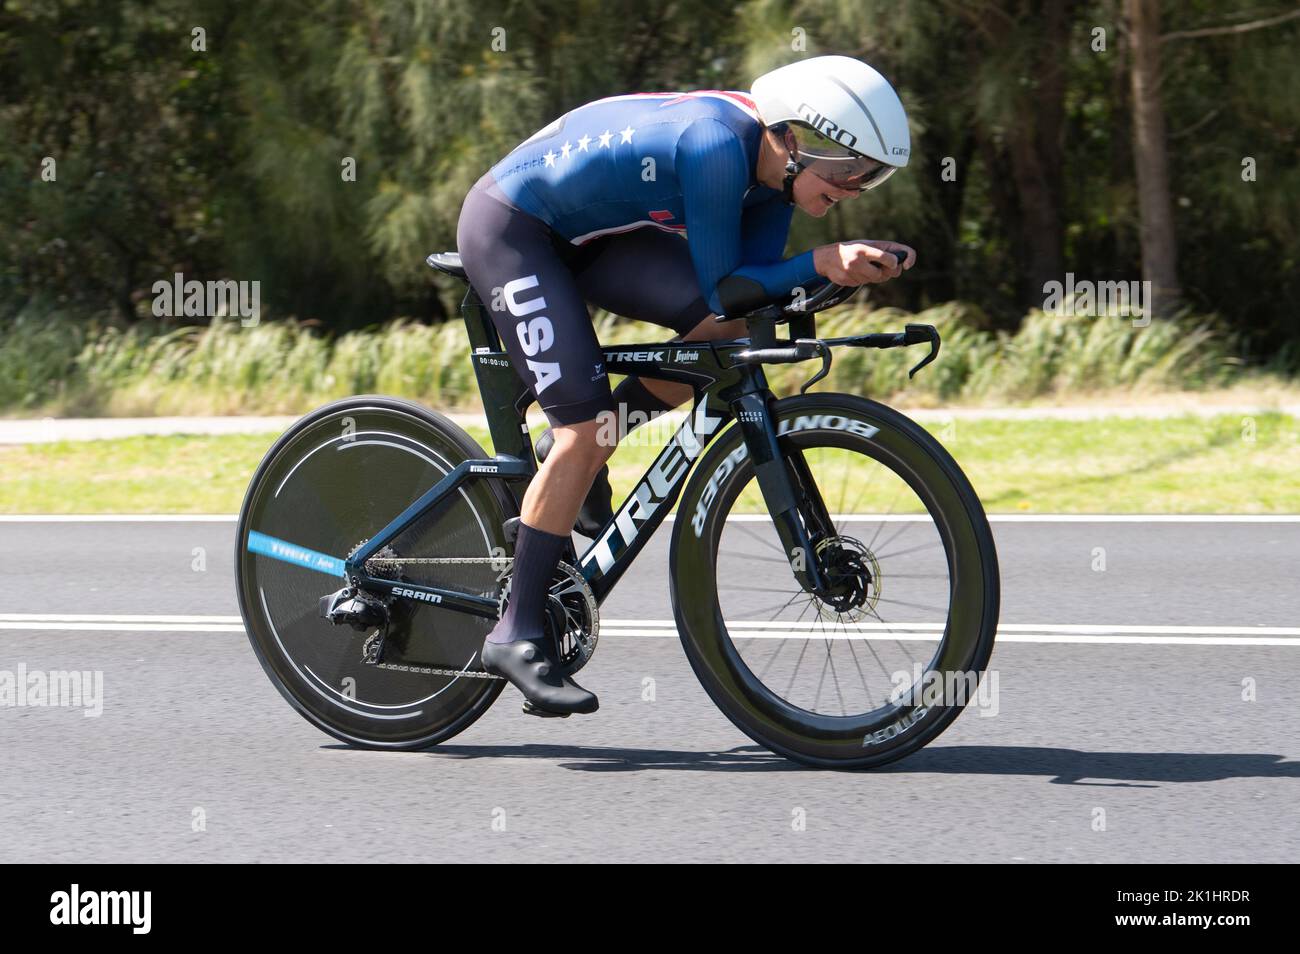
[534,428,614,538]
[481,637,599,716]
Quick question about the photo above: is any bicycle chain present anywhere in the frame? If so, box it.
[374,660,502,680]
[362,557,598,681]
[365,556,509,679]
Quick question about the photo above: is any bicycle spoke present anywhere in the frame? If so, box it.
[865,483,905,550]
[865,604,922,666]
[870,594,951,614]
[729,589,808,621]
[718,548,800,567]
[816,613,847,717]
[872,519,918,559]
[841,623,878,710]
[874,539,946,561]
[711,429,967,722]
[730,520,787,556]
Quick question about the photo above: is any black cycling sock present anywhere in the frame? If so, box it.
[608,375,676,440]
[487,522,569,644]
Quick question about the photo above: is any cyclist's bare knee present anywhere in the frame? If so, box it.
[546,418,616,472]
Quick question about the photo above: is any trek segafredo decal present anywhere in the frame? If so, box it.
[692,413,880,537]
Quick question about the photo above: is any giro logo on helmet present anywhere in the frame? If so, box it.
[796,104,859,149]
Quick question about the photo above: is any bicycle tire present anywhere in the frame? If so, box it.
[671,392,999,769]
[235,395,517,749]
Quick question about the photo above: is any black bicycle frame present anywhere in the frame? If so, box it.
[344,284,835,616]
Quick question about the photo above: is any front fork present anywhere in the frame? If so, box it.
[729,390,835,595]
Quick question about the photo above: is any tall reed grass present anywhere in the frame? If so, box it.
[0,301,1240,417]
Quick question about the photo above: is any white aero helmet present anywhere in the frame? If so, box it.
[751,54,910,197]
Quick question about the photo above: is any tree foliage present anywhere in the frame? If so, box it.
[1,0,1296,354]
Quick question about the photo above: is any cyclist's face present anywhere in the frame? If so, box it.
[777,126,864,217]
[793,169,860,218]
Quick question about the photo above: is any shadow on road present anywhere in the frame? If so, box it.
[326,742,1300,782]
[881,745,1300,786]
[327,742,806,771]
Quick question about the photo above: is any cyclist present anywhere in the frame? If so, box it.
[456,54,915,716]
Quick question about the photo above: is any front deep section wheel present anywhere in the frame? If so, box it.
[671,393,1000,769]
[235,396,517,749]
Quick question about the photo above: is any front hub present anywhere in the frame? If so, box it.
[812,535,881,620]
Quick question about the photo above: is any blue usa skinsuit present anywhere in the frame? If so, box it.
[456,90,823,425]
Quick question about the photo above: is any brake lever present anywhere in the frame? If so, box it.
[798,340,831,394]
[904,323,940,378]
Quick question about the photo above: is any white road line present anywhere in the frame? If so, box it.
[0,514,238,522]
[3,513,1300,523]
[0,614,243,623]
[1,614,1296,646]
[0,622,245,632]
[598,627,1300,646]
[603,619,1300,636]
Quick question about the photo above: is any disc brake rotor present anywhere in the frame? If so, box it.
[813,534,881,622]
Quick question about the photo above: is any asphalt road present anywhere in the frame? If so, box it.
[1,516,1297,863]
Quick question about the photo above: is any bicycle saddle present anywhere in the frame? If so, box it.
[425,251,467,280]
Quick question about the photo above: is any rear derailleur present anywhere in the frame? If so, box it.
[319,586,391,662]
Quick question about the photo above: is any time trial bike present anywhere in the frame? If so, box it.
[234,249,999,769]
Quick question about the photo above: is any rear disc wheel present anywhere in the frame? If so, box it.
[235,396,516,749]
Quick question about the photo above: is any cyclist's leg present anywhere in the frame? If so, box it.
[526,229,726,535]
[575,228,746,420]
[532,228,752,538]
[458,176,616,436]
[457,176,612,713]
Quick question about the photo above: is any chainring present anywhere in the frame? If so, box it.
[497,561,600,675]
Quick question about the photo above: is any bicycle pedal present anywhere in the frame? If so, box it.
[521,700,571,719]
